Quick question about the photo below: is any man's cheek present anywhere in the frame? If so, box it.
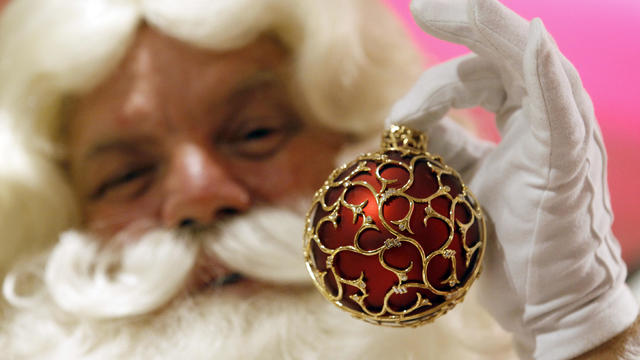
[231,158,298,203]
[84,194,163,239]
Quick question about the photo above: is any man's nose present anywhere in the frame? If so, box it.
[162,142,250,228]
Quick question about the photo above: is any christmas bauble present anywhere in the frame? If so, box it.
[304,125,485,327]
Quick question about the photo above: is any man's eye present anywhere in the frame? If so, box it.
[244,127,276,141]
[92,165,156,201]
[225,119,298,159]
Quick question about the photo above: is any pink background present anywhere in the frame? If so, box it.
[385,0,640,268]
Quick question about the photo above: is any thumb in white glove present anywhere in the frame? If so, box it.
[387,0,638,359]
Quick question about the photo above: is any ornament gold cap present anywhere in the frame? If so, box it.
[381,124,428,152]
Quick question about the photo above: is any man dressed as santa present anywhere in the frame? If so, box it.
[0,0,637,359]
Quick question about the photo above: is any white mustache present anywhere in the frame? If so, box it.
[28,206,310,320]
[204,206,309,285]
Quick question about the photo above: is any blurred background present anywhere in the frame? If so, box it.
[0,0,637,270]
[386,0,640,272]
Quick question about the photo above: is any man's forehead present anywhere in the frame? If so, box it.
[67,29,292,156]
[80,28,289,104]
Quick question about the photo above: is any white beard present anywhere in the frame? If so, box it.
[1,206,516,360]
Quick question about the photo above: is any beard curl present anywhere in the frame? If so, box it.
[42,229,198,319]
[2,205,310,320]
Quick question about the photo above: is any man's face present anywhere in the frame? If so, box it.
[67,27,347,239]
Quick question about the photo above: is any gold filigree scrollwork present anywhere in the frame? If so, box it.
[304,125,486,327]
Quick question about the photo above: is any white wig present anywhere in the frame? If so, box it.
[0,0,422,276]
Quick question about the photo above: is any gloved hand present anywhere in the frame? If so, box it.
[386,0,638,359]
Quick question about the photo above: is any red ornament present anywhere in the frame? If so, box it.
[304,125,485,327]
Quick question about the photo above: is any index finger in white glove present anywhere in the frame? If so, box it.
[412,0,596,144]
[385,54,500,180]
[410,0,528,82]
[385,21,585,185]
[409,0,594,177]
[387,54,504,127]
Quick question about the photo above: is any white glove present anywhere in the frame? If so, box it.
[386,0,638,359]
